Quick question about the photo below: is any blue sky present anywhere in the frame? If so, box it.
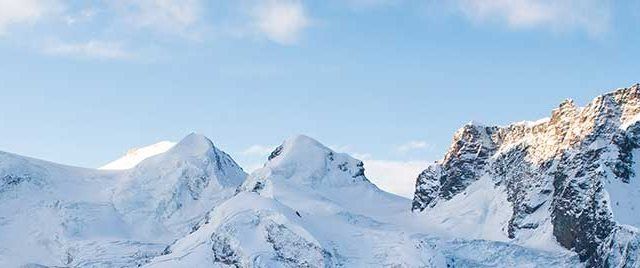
[0,0,638,196]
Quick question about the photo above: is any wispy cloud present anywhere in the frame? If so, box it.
[456,0,611,35]
[396,140,429,153]
[109,0,203,37]
[238,144,276,172]
[42,39,132,60]
[0,0,615,60]
[1,0,205,60]
[0,0,61,35]
[252,0,310,44]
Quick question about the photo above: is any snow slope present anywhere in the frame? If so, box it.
[0,133,246,267]
[100,141,176,170]
[145,135,579,267]
[0,133,581,267]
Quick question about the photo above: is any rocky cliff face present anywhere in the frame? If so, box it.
[412,84,640,267]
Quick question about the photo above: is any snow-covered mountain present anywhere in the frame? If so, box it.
[0,133,246,267]
[0,133,580,267]
[146,135,578,267]
[112,133,246,240]
[6,84,640,267]
[412,83,640,267]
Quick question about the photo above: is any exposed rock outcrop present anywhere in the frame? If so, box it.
[412,84,640,267]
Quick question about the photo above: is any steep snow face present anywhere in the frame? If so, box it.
[0,134,246,267]
[112,133,246,239]
[606,148,640,227]
[100,141,176,170]
[149,135,579,267]
[412,84,640,266]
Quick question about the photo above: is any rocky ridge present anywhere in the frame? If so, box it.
[412,83,640,267]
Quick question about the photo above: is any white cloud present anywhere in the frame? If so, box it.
[364,159,427,198]
[241,144,275,156]
[42,40,132,60]
[396,140,429,153]
[0,0,204,59]
[0,0,60,35]
[252,0,310,44]
[238,144,276,173]
[457,0,611,35]
[110,0,203,36]
[329,143,427,198]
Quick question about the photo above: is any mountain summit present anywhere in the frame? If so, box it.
[112,133,246,238]
[251,135,369,188]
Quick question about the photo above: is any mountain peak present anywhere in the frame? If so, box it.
[267,134,328,162]
[112,133,246,234]
[244,134,369,190]
[168,133,216,157]
[558,98,576,109]
[100,133,217,171]
[288,134,323,147]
